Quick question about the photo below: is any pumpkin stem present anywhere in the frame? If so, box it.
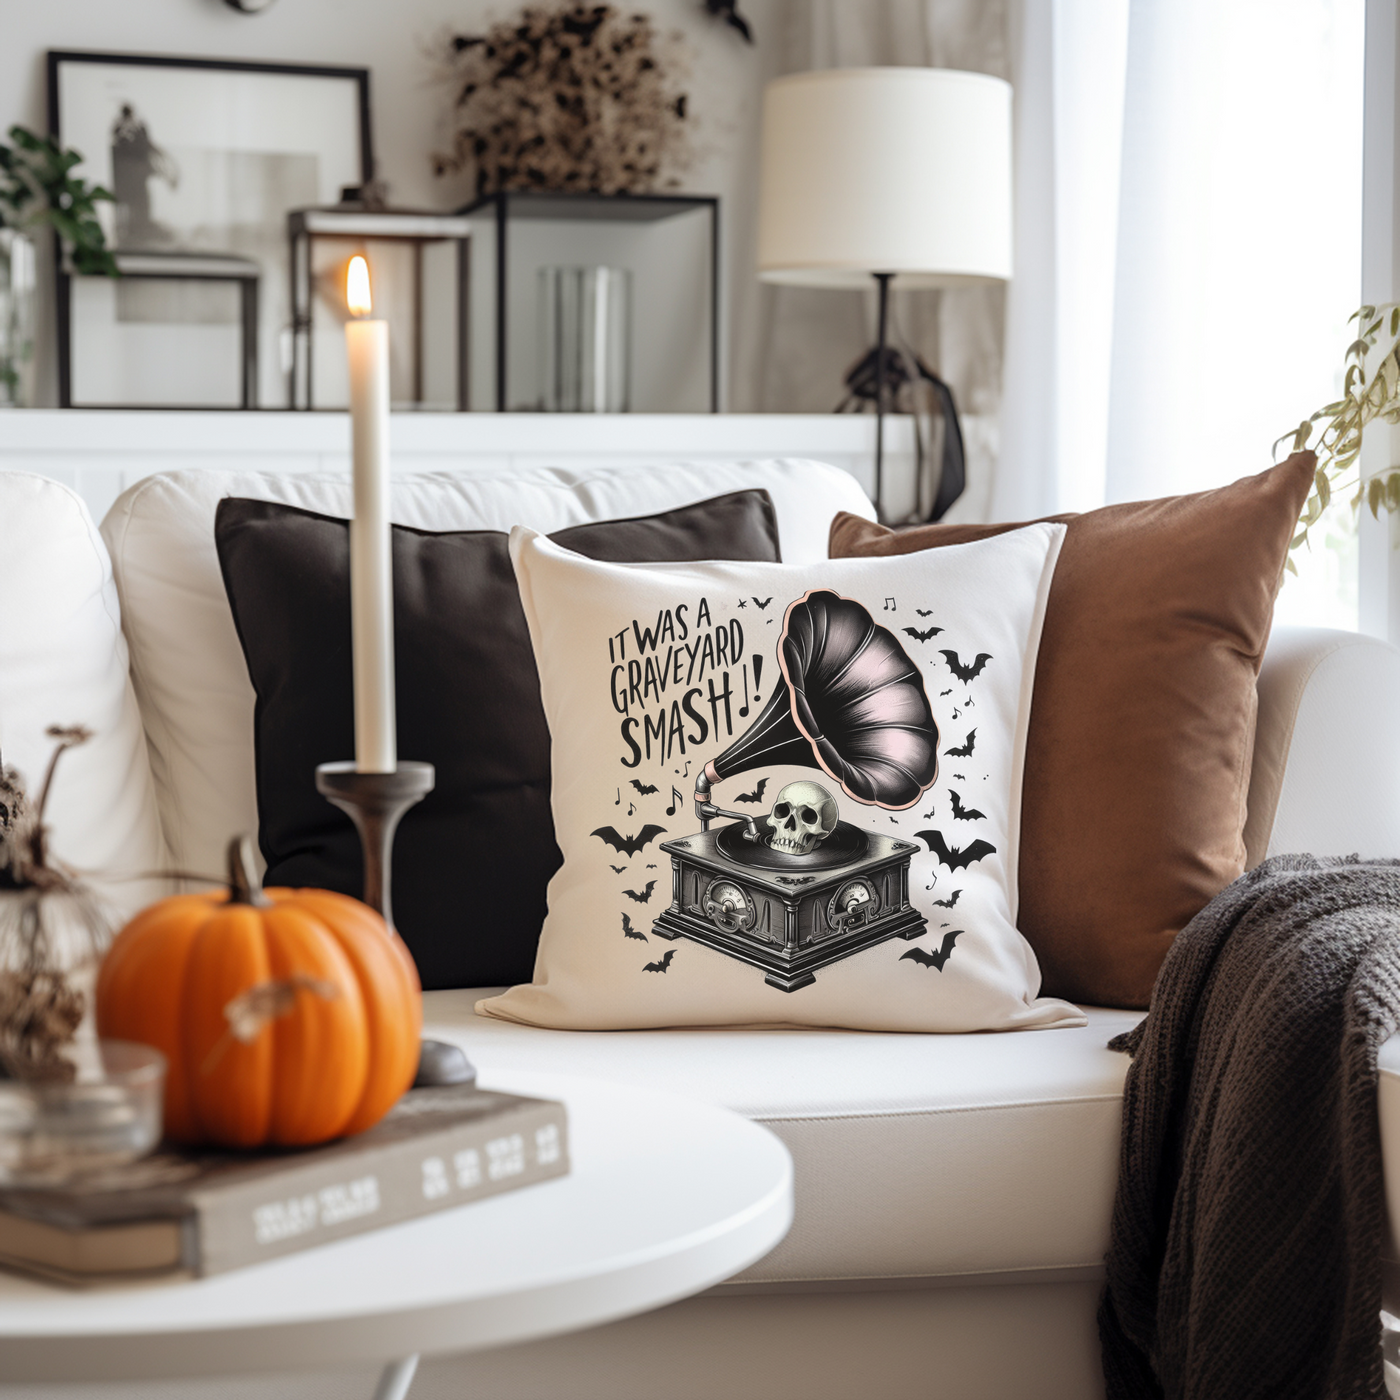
[226,835,271,908]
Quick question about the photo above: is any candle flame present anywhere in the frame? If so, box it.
[346,256,372,316]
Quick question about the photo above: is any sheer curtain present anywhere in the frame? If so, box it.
[998,0,1364,624]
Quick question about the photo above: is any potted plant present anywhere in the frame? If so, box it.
[1281,304,1400,562]
[0,125,117,407]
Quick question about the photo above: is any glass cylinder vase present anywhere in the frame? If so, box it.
[538,265,631,413]
[0,230,37,409]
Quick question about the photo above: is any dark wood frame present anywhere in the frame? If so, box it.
[47,49,373,410]
[458,190,721,414]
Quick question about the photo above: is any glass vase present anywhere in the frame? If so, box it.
[0,229,37,408]
[538,265,631,412]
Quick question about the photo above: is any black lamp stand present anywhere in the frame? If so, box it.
[872,270,893,524]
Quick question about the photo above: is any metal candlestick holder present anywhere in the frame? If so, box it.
[315,759,474,1088]
[315,761,435,932]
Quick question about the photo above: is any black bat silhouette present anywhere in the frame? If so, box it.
[609,864,627,874]
[932,888,963,908]
[949,790,986,822]
[902,930,962,971]
[646,863,658,869]
[953,773,966,781]
[622,913,648,941]
[916,830,997,871]
[592,825,667,857]
[704,0,753,41]
[752,596,773,610]
[939,689,953,697]
[946,729,977,758]
[630,780,659,795]
[778,875,815,885]
[735,776,769,804]
[623,881,658,904]
[940,650,992,683]
[644,949,676,973]
[902,626,944,642]
[916,608,934,617]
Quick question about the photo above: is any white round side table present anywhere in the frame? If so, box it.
[0,1071,793,1398]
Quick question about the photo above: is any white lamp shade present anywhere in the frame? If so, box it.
[757,67,1013,290]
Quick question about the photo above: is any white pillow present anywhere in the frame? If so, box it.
[479,524,1084,1032]
[0,472,166,916]
[101,459,870,881]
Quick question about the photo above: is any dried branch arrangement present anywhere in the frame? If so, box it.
[0,726,113,1082]
[433,4,692,198]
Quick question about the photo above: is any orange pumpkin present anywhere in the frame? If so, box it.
[95,837,421,1148]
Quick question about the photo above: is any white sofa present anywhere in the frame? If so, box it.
[4,458,1400,1400]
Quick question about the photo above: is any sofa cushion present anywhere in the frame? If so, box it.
[829,454,1316,1008]
[434,992,1138,1283]
[101,460,871,885]
[480,524,1082,1033]
[0,472,166,918]
[214,491,783,990]
[1246,626,1400,866]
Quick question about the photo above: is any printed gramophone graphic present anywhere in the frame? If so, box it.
[652,590,940,991]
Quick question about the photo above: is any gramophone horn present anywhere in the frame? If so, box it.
[707,679,812,781]
[701,589,939,811]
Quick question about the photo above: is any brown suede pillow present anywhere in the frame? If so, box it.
[828,453,1316,1008]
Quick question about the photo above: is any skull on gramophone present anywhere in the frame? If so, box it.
[765,780,839,856]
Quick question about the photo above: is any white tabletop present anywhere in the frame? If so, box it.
[0,1070,793,1385]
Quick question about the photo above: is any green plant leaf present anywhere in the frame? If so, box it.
[0,125,115,273]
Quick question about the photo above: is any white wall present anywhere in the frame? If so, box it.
[0,0,776,409]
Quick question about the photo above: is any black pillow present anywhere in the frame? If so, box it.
[214,490,782,990]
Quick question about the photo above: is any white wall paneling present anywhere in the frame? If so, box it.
[0,412,913,526]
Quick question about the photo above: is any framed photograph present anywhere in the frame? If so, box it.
[49,51,371,409]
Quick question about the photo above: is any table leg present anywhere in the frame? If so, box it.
[372,1354,419,1400]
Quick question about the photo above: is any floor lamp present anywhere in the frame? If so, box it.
[755,67,1013,523]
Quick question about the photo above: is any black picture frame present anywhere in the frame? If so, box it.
[48,50,372,410]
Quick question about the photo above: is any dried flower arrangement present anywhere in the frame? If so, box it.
[433,4,692,198]
[0,727,113,1082]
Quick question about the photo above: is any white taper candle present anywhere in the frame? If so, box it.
[345,255,396,774]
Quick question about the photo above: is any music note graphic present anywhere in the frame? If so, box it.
[680,759,691,778]
[739,662,750,718]
[665,785,686,817]
[614,787,621,805]
[627,802,636,816]
[883,597,896,611]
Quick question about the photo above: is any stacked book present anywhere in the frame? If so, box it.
[0,1084,568,1285]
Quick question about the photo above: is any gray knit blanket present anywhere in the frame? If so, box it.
[1098,854,1400,1400]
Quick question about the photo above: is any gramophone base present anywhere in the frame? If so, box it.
[654,823,926,993]
[653,903,926,993]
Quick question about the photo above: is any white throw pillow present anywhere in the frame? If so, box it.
[479,524,1084,1032]
[0,472,166,916]
[101,459,870,881]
